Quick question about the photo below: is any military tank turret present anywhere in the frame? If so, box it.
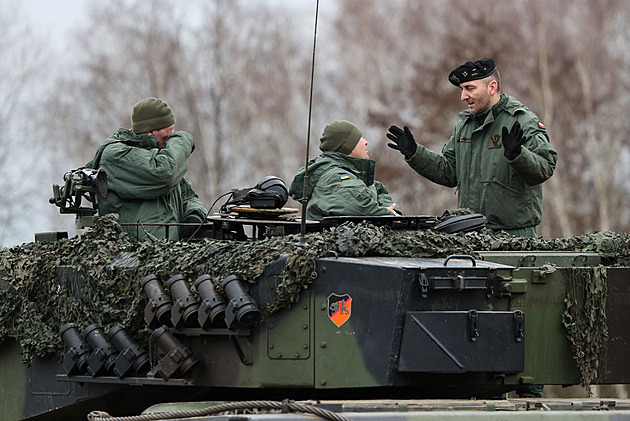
[1,171,630,420]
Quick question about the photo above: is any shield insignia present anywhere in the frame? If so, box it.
[327,293,352,328]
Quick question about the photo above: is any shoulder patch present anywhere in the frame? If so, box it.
[339,174,350,180]
[538,121,546,129]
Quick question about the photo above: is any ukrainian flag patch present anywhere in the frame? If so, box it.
[339,173,350,180]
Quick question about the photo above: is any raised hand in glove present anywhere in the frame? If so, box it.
[387,125,417,159]
[502,121,526,160]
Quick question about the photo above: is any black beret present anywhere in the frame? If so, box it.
[448,58,497,86]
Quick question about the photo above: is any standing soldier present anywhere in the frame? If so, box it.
[387,58,557,238]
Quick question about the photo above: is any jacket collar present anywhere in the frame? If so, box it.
[460,93,509,121]
[321,152,376,185]
[460,94,509,130]
[289,151,376,199]
[113,128,159,148]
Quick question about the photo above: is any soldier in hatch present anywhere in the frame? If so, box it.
[87,97,207,241]
[289,120,399,220]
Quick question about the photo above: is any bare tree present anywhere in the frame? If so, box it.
[177,0,312,203]
[45,0,312,214]
[325,0,630,237]
[24,0,630,238]
[0,0,50,246]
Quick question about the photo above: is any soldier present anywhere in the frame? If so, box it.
[87,97,208,241]
[387,58,557,238]
[289,120,399,220]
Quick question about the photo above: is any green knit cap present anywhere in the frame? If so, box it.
[131,97,176,133]
[319,120,362,155]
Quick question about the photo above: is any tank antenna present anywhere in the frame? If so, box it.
[297,0,320,247]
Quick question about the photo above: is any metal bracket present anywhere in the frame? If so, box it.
[519,254,536,267]
[443,255,477,267]
[232,335,253,365]
[419,273,429,298]
[468,310,479,342]
[572,254,588,266]
[454,274,465,291]
[513,310,524,342]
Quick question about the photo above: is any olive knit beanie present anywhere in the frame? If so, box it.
[131,97,176,133]
[319,120,362,155]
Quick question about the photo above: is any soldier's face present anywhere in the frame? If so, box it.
[348,137,369,159]
[459,79,495,115]
[150,124,175,149]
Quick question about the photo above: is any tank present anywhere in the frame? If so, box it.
[2,196,630,420]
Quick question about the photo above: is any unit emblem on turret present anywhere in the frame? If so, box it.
[327,293,352,328]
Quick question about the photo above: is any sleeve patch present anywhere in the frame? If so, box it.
[539,121,546,129]
[339,174,350,180]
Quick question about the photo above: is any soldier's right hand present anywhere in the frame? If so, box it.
[387,125,417,159]
[386,203,401,215]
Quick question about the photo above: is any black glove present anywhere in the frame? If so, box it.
[502,121,526,160]
[180,216,202,239]
[387,125,417,159]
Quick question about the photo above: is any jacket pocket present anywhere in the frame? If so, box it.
[480,179,534,229]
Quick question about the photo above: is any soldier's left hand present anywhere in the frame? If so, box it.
[502,121,526,160]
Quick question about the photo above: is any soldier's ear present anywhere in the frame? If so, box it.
[489,80,498,96]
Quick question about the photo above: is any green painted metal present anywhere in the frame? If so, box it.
[4,237,630,419]
[478,251,602,268]
[507,268,580,385]
[0,341,27,421]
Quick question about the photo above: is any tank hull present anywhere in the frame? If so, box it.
[3,246,630,419]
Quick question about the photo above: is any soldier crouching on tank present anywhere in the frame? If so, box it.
[86,97,208,242]
[289,120,400,219]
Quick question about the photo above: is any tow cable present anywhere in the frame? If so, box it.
[87,399,351,421]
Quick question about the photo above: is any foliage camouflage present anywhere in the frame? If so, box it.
[0,214,628,376]
[562,266,608,389]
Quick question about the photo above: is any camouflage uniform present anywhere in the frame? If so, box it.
[289,151,396,220]
[406,94,557,238]
[87,128,207,241]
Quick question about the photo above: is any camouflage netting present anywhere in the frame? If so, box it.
[561,266,609,389]
[1,214,629,373]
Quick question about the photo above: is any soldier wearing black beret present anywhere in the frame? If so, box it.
[387,58,558,239]
[447,57,497,86]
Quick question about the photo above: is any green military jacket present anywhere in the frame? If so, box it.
[87,129,207,241]
[289,151,396,220]
[407,94,557,236]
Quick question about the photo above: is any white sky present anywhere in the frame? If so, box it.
[18,0,316,44]
[20,0,85,42]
